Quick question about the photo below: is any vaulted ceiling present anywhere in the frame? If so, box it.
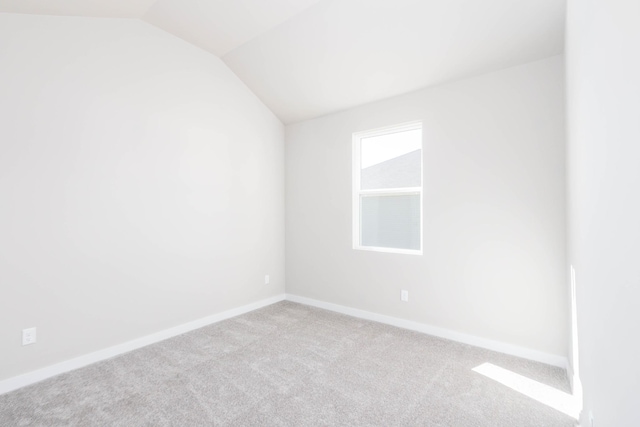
[0,0,566,123]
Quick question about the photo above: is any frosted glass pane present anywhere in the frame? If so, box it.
[360,194,420,250]
[360,128,421,190]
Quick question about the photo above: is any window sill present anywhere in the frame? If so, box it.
[353,245,422,256]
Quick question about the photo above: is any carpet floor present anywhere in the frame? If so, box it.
[0,301,576,426]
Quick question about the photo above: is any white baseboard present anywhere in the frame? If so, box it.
[567,363,575,392]
[1,292,568,396]
[0,294,286,395]
[286,294,568,369]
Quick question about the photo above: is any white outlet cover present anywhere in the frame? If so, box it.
[22,327,36,346]
[401,290,409,302]
[265,275,270,285]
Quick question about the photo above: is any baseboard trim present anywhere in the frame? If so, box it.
[286,294,568,369]
[0,294,286,396]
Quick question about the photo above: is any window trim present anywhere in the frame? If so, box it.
[352,121,423,256]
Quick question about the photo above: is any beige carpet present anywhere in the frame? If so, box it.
[0,301,576,426]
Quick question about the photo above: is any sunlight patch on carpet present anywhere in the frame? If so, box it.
[473,363,579,420]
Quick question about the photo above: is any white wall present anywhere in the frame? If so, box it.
[286,56,567,358]
[566,0,640,425]
[0,14,284,382]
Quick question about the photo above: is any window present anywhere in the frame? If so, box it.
[352,121,422,255]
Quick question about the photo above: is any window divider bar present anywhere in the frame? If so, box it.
[359,187,421,196]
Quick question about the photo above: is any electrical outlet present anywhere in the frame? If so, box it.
[264,275,270,285]
[589,411,594,426]
[401,290,409,302]
[22,328,36,346]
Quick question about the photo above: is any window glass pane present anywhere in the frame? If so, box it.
[360,128,421,190]
[360,194,420,250]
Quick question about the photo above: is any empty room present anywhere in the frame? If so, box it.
[0,0,638,426]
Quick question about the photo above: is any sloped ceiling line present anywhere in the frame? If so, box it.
[0,0,566,124]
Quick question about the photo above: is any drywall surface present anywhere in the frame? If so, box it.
[566,0,640,425]
[0,14,284,381]
[286,56,567,357]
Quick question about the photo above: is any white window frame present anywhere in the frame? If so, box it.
[352,121,423,255]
